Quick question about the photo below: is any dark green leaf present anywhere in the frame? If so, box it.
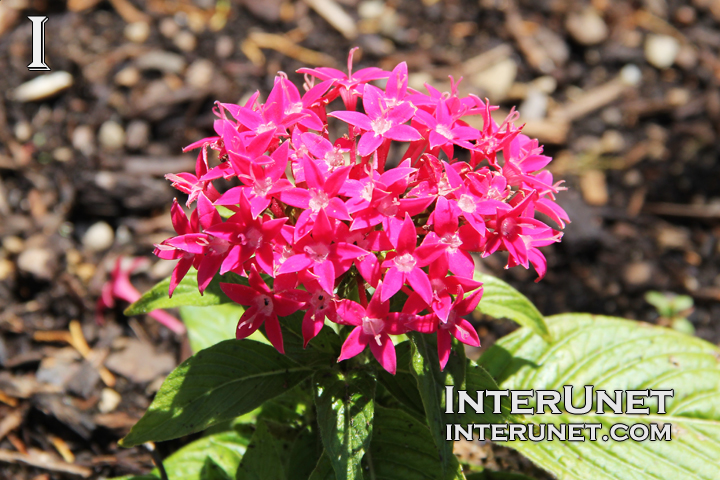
[287,427,323,480]
[236,420,286,480]
[313,370,375,480]
[308,452,336,480]
[200,457,233,480]
[120,339,313,446]
[154,430,248,480]
[125,271,246,316]
[409,333,465,478]
[280,313,342,368]
[473,272,549,341]
[461,361,513,425]
[368,406,464,480]
[377,341,424,418]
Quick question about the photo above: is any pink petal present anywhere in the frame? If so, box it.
[329,111,372,131]
[220,283,258,306]
[313,260,336,295]
[385,124,422,142]
[357,132,383,157]
[395,213,417,253]
[452,319,480,347]
[335,300,365,326]
[169,256,193,297]
[337,327,369,362]
[369,334,397,375]
[407,268,433,305]
[380,266,404,302]
[277,254,314,274]
[264,314,285,354]
[437,328,452,370]
[197,254,223,293]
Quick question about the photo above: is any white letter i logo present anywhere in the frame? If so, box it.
[27,16,50,71]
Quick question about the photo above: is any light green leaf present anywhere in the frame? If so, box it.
[480,313,720,480]
[120,339,314,446]
[236,420,288,480]
[368,406,464,480]
[125,271,245,316]
[473,272,549,341]
[313,370,375,480]
[200,457,233,480]
[164,430,248,480]
[179,303,244,353]
[465,471,537,480]
[409,333,466,478]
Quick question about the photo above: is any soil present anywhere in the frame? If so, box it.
[0,0,719,478]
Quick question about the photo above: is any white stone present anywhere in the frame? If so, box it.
[125,120,150,150]
[124,21,150,43]
[12,72,74,102]
[186,59,214,89]
[645,34,679,69]
[136,51,186,74]
[566,9,608,46]
[72,125,96,156]
[83,221,114,252]
[173,30,197,52]
[619,64,642,86]
[17,248,54,280]
[98,121,125,151]
[98,388,122,413]
[470,58,517,101]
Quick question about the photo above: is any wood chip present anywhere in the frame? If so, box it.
[643,203,720,219]
[49,435,75,464]
[0,448,92,478]
[0,390,18,407]
[247,31,337,67]
[551,79,630,122]
[579,169,609,206]
[108,0,150,24]
[0,408,23,441]
[67,0,103,12]
[303,0,358,40]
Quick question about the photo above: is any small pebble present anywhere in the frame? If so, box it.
[644,34,679,69]
[0,259,13,282]
[619,64,642,86]
[124,21,150,43]
[519,88,548,120]
[674,6,696,24]
[470,58,517,101]
[136,51,186,74]
[52,147,73,162]
[72,125,96,156]
[358,0,385,19]
[17,248,55,280]
[83,221,114,252]
[12,72,74,102]
[215,35,234,58]
[14,121,32,142]
[98,121,125,151]
[173,30,197,52]
[566,9,608,46]
[600,130,625,153]
[185,59,214,89]
[159,17,180,38]
[115,66,141,87]
[125,120,150,150]
[98,388,122,413]
[3,236,24,254]
[666,88,690,107]
[624,261,653,286]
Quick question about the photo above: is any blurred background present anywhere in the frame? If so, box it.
[0,0,719,478]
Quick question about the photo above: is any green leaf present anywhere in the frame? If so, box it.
[308,452,336,480]
[480,313,720,480]
[368,406,464,480]
[377,341,425,419]
[280,313,342,367]
[313,370,375,480]
[125,271,245,315]
[236,420,287,480]
[462,361,514,424]
[287,427,323,480]
[200,458,233,480]
[179,303,244,353]
[409,333,466,478]
[160,430,248,480]
[465,471,536,480]
[120,339,314,446]
[473,272,550,341]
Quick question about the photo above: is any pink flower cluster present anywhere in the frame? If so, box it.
[155,49,568,374]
